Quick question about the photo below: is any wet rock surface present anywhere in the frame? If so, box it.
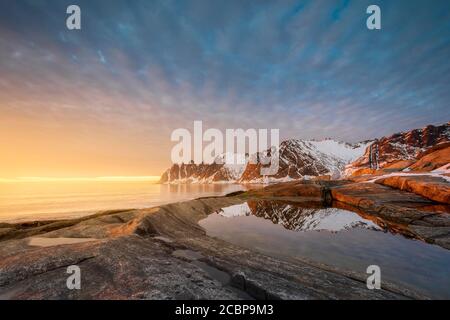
[330,181,450,249]
[0,187,431,300]
[246,180,450,249]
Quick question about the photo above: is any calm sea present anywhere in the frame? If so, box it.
[0,181,250,223]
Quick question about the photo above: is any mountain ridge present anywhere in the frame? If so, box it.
[159,121,450,184]
[159,138,368,183]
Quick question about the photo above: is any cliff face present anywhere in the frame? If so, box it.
[346,122,450,175]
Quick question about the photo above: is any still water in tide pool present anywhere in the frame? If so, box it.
[0,181,252,223]
[199,200,450,299]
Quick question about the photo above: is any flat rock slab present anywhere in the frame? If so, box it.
[375,175,450,204]
[0,195,424,300]
[28,237,97,247]
[331,181,450,249]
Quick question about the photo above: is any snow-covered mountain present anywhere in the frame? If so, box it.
[159,122,449,183]
[308,139,372,163]
[160,139,367,184]
[238,139,368,183]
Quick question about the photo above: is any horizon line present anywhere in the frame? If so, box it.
[0,176,161,183]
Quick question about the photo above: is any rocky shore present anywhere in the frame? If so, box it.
[0,178,449,300]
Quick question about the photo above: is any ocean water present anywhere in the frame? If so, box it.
[0,181,249,223]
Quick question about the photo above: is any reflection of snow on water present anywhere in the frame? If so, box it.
[216,203,380,232]
[201,200,450,299]
[295,208,381,232]
[217,203,251,218]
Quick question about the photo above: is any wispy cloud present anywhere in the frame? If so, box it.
[0,0,449,176]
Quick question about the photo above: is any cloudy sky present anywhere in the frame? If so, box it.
[1,0,449,178]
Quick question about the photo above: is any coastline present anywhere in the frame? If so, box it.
[1,179,449,299]
[0,182,249,224]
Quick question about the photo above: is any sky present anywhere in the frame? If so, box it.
[0,0,449,178]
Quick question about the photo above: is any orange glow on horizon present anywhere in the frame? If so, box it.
[0,176,161,183]
[0,112,172,179]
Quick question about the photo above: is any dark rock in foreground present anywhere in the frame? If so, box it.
[0,183,436,300]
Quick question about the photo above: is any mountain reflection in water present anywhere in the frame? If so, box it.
[217,201,382,232]
[200,200,450,299]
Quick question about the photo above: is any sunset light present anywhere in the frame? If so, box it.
[0,0,448,306]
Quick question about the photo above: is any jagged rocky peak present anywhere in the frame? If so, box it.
[159,153,246,184]
[159,138,370,184]
[239,139,368,183]
[241,139,341,182]
[159,122,449,184]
